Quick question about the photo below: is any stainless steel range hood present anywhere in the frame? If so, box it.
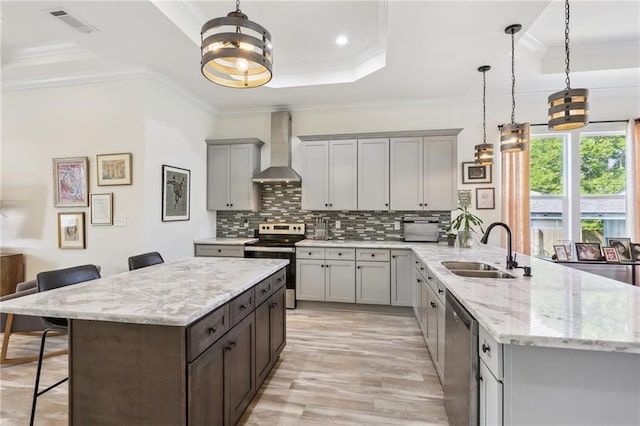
[252,111,302,183]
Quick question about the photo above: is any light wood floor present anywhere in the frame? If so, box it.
[0,308,447,425]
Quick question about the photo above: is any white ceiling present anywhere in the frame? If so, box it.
[1,1,638,114]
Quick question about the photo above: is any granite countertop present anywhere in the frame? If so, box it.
[193,237,258,245]
[299,239,640,353]
[0,258,288,327]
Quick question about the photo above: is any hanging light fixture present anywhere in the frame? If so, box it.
[200,0,273,88]
[500,24,529,153]
[548,0,588,130]
[475,66,493,165]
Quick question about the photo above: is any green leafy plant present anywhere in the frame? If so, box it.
[449,206,485,234]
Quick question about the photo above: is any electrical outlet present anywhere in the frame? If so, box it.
[114,216,127,227]
[394,221,400,230]
[244,219,249,228]
[335,220,341,229]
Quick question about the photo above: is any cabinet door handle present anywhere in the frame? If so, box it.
[420,267,424,271]
[230,203,233,207]
[392,255,396,258]
[329,203,333,207]
[482,343,491,353]
[262,288,268,294]
[417,278,421,283]
[208,326,217,333]
[357,266,361,269]
[325,203,328,207]
[226,203,229,207]
[240,304,247,310]
[320,264,324,268]
[430,302,436,308]
[277,277,283,282]
[385,203,389,206]
[478,375,484,382]
[419,203,423,206]
[427,275,432,280]
[270,302,278,308]
[438,289,444,294]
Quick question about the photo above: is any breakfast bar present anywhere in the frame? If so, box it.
[0,257,289,425]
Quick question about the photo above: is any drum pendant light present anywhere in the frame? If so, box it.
[475,66,493,165]
[500,24,529,152]
[548,0,588,130]
[201,0,273,88]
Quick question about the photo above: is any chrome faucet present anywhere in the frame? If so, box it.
[480,222,531,276]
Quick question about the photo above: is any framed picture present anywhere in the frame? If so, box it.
[575,242,603,261]
[476,188,495,210]
[606,237,632,261]
[630,243,640,262]
[462,162,492,184]
[97,153,132,186]
[162,165,190,222]
[91,193,113,225]
[553,245,569,261]
[53,157,89,207]
[457,190,472,207]
[602,247,620,263]
[58,212,86,249]
[557,240,574,260]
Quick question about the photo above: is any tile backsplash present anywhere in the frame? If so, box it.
[216,183,451,241]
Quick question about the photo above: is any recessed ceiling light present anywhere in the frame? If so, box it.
[336,35,348,46]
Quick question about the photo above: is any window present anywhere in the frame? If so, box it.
[530,124,628,256]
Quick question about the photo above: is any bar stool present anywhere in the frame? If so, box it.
[30,264,101,426]
[128,251,164,271]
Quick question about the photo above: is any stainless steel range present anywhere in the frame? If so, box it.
[244,223,306,309]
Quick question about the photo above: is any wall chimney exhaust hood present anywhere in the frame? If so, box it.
[252,111,302,183]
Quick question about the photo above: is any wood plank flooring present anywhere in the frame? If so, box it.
[0,308,447,425]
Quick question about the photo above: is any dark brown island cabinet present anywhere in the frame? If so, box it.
[70,267,286,426]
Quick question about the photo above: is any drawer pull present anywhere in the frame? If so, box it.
[208,326,217,333]
[417,278,422,283]
[392,255,396,258]
[482,343,491,353]
[420,267,425,271]
[430,302,436,308]
[308,252,312,255]
[357,266,361,269]
[217,249,221,253]
[438,289,444,294]
[371,254,375,257]
[240,304,247,310]
[338,253,342,256]
[270,302,278,308]
[277,277,283,282]
[427,275,432,280]
[262,288,268,294]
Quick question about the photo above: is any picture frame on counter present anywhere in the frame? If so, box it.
[97,153,132,186]
[602,247,620,263]
[475,187,495,210]
[631,243,640,262]
[606,237,632,261]
[553,244,569,261]
[90,192,113,225]
[58,212,86,249]
[162,164,190,222]
[575,242,603,261]
[461,162,492,184]
[53,157,89,207]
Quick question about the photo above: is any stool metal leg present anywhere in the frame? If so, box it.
[30,328,69,426]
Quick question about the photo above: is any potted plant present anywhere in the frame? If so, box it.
[449,206,484,248]
[446,231,457,247]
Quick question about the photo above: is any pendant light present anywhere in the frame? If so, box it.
[500,24,529,153]
[201,0,273,88]
[548,0,588,130]
[475,66,493,165]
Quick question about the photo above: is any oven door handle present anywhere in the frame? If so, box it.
[244,246,296,253]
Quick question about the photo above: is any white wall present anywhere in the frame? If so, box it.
[1,77,217,279]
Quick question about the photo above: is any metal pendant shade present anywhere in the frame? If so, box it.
[500,24,529,153]
[548,0,589,130]
[201,0,273,88]
[475,65,494,165]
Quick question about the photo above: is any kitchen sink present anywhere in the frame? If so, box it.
[451,270,515,279]
[441,261,498,271]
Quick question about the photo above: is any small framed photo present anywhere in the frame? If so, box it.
[58,212,86,249]
[553,245,569,261]
[90,193,113,225]
[53,157,89,207]
[602,247,620,263]
[457,190,472,207]
[575,242,603,261]
[557,240,574,260]
[162,165,190,222]
[97,153,132,186]
[462,162,492,184]
[630,243,640,262]
[605,238,632,261]
[476,188,495,210]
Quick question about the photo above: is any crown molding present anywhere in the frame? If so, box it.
[2,40,97,69]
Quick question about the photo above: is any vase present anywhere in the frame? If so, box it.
[458,230,475,248]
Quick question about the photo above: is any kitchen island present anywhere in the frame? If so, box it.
[0,257,288,425]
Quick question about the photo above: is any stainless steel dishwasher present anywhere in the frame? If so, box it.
[444,290,479,426]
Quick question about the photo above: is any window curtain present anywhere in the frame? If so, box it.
[630,118,640,242]
[501,150,531,254]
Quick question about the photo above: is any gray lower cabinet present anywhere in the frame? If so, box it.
[195,244,245,257]
[390,250,413,306]
[356,261,390,304]
[479,359,502,426]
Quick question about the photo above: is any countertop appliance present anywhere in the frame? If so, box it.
[444,290,479,426]
[244,223,306,309]
[402,216,440,242]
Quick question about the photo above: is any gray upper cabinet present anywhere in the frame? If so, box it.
[301,140,357,211]
[390,136,457,211]
[206,139,263,211]
[358,138,390,210]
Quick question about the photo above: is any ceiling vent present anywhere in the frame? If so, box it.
[48,10,97,34]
